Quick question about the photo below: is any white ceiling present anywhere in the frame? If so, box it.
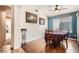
[35,5,79,17]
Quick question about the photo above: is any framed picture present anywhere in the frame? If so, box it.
[26,12,37,23]
[39,17,45,25]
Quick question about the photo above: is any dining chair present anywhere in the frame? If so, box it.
[62,31,69,49]
[45,30,53,46]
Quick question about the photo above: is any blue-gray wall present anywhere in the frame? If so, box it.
[48,12,77,39]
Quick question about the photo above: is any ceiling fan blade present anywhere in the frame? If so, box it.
[57,8,67,10]
[49,10,55,11]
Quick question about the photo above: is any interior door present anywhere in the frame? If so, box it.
[0,11,6,45]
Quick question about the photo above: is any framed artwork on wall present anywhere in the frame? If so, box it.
[39,17,45,25]
[26,12,37,23]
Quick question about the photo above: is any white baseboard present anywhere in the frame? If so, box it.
[68,38,77,40]
[26,37,44,43]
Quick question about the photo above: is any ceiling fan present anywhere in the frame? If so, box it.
[49,5,67,12]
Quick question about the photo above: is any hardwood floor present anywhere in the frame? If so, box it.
[22,38,79,53]
[0,45,25,53]
[0,39,25,53]
[0,38,78,53]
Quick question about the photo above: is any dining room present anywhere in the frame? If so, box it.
[1,0,79,59]
[0,5,79,53]
[19,5,79,53]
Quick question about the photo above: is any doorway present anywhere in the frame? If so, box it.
[0,5,14,53]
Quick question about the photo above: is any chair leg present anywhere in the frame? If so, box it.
[48,40,50,45]
[66,39,68,49]
[62,40,63,44]
[60,40,63,47]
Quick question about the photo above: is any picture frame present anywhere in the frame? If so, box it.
[39,17,45,25]
[26,12,37,23]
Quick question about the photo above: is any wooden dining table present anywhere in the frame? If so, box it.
[45,31,68,48]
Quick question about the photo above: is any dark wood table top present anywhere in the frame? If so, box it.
[45,31,68,35]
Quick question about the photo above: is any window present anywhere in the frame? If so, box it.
[60,16,72,33]
[53,19,60,31]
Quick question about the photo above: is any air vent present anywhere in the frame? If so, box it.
[35,9,39,12]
